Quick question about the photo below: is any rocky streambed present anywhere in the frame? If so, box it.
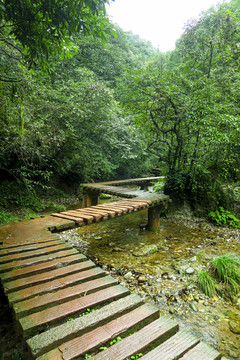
[61,209,240,359]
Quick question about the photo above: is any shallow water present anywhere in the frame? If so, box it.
[72,209,240,359]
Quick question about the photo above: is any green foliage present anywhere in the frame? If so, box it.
[0,211,18,224]
[212,254,240,294]
[126,354,143,360]
[196,270,217,297]
[208,207,240,228]
[153,178,165,193]
[0,0,111,66]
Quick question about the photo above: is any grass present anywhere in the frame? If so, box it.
[196,270,217,297]
[196,254,240,297]
[212,254,240,294]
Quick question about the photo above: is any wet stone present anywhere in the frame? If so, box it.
[189,302,199,312]
[138,275,147,283]
[124,271,133,280]
[186,267,195,275]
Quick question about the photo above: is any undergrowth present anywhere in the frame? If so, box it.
[208,207,240,228]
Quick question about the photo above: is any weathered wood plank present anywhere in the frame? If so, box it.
[91,316,179,360]
[36,303,159,360]
[61,211,94,222]
[4,260,96,292]
[90,206,116,217]
[74,208,109,217]
[0,254,86,282]
[0,243,71,264]
[0,240,65,257]
[67,210,103,220]
[8,267,106,303]
[14,275,118,318]
[51,213,84,223]
[94,205,123,214]
[0,249,78,273]
[140,329,200,360]
[179,341,221,360]
[20,285,130,337]
[28,294,143,357]
[0,236,60,250]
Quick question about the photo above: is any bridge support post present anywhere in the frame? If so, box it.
[148,205,162,231]
[82,190,98,207]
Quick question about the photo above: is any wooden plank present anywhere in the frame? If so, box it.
[179,342,221,360]
[140,330,200,360]
[62,211,95,222]
[37,303,159,360]
[115,201,142,209]
[0,254,86,282]
[51,213,84,223]
[94,205,123,214]
[91,317,179,360]
[4,260,96,292]
[0,243,71,264]
[29,293,143,357]
[98,204,129,213]
[0,248,78,273]
[108,202,135,211]
[0,240,65,257]
[122,199,150,207]
[74,208,110,217]
[8,267,106,303]
[0,236,60,250]
[127,199,152,205]
[20,285,130,337]
[14,276,118,318]
[90,206,116,217]
[66,210,102,221]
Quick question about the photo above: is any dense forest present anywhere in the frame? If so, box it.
[1,0,240,221]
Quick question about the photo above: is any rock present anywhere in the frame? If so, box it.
[111,247,123,252]
[124,271,132,280]
[94,236,102,240]
[108,242,116,247]
[186,267,195,275]
[138,275,147,283]
[189,302,199,312]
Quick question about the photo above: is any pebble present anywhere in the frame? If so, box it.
[189,302,199,312]
[138,275,147,283]
[124,271,133,280]
[186,267,195,275]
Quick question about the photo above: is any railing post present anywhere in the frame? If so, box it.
[82,190,98,207]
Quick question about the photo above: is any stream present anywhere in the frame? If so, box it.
[61,205,240,359]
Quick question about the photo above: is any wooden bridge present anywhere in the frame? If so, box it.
[0,177,229,359]
[53,177,169,231]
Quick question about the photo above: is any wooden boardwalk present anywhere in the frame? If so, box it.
[0,178,228,359]
[0,234,226,360]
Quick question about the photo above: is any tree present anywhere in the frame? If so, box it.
[0,0,112,67]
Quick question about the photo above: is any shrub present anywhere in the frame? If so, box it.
[208,207,240,228]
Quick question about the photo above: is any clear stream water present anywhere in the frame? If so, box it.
[65,203,240,359]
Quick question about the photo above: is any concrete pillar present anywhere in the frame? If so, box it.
[148,205,162,231]
[82,191,98,207]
